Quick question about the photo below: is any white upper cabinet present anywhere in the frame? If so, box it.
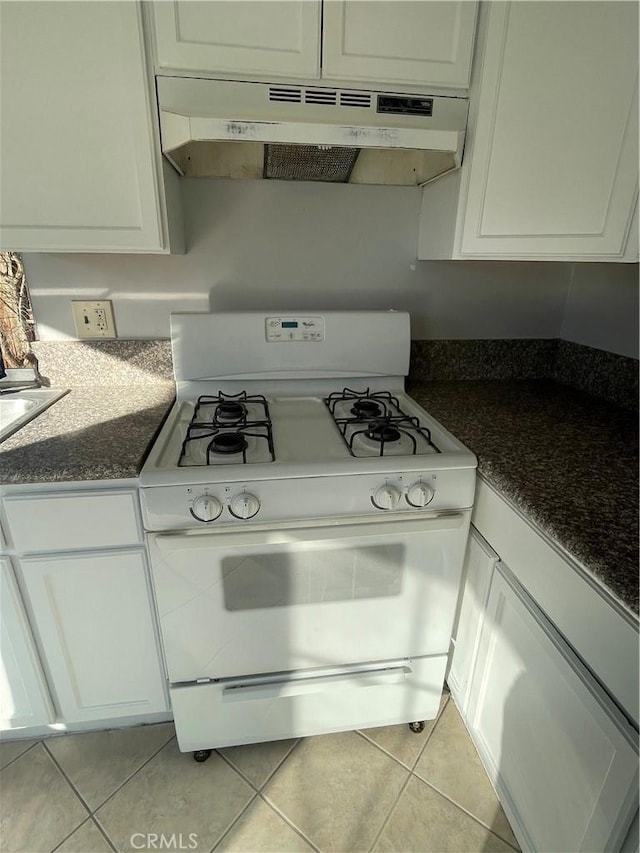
[322,1,478,88]
[151,0,477,89]
[0,1,181,254]
[420,1,639,261]
[152,1,321,79]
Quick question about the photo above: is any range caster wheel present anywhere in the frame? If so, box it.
[193,749,212,763]
[408,721,425,734]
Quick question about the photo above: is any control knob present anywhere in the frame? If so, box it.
[190,494,223,522]
[230,492,261,520]
[372,485,401,511]
[406,481,435,508]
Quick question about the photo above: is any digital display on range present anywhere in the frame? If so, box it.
[266,316,325,341]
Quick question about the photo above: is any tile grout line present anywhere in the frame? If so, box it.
[213,740,319,851]
[215,737,301,796]
[39,741,93,816]
[49,815,93,853]
[256,791,322,853]
[412,694,520,850]
[355,691,451,774]
[90,814,119,853]
[90,732,178,816]
[413,774,520,851]
[43,726,176,818]
[207,791,261,853]
[365,694,451,852]
[0,738,39,772]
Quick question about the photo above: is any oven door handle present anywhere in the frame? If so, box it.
[152,511,466,552]
[221,665,410,703]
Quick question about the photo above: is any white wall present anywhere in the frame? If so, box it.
[560,263,639,358]
[22,178,630,346]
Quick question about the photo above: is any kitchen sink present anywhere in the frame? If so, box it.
[0,388,69,442]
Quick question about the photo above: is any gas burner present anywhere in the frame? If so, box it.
[366,423,401,443]
[210,432,248,455]
[325,387,441,458]
[325,387,401,419]
[178,392,275,466]
[215,401,247,424]
[351,400,383,418]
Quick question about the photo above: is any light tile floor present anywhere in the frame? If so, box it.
[0,692,520,853]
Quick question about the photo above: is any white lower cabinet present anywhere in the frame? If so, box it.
[464,561,638,852]
[0,558,54,731]
[447,528,497,714]
[19,549,167,724]
[1,483,169,736]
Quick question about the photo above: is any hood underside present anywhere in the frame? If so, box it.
[158,78,468,187]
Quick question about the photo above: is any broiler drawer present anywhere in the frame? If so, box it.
[170,655,447,752]
[4,490,143,553]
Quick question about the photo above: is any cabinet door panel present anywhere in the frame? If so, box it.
[153,1,321,79]
[0,2,168,252]
[1,558,54,731]
[447,528,497,713]
[20,551,167,723]
[322,0,477,88]
[459,1,639,258]
[469,565,638,852]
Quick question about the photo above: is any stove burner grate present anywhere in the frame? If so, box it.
[324,387,441,457]
[178,391,275,466]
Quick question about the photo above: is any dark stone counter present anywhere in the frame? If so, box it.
[409,379,638,615]
[0,385,175,485]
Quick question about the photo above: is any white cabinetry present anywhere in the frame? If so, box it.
[468,565,638,852]
[0,558,54,731]
[0,1,182,253]
[1,486,168,734]
[447,529,496,714]
[151,0,478,90]
[322,1,477,89]
[419,1,639,261]
[152,1,321,80]
[449,477,639,851]
[20,550,166,724]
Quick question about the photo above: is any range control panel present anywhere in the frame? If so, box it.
[266,316,324,342]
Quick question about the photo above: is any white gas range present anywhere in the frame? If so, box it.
[140,311,476,761]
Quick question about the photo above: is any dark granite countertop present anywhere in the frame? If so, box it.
[0,385,175,485]
[408,379,639,616]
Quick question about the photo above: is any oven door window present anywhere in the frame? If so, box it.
[222,544,404,611]
[150,514,469,682]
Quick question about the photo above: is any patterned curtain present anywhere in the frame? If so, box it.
[0,252,36,369]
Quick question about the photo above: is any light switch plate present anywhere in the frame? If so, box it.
[72,300,116,339]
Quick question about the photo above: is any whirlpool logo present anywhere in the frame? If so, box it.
[130,833,199,850]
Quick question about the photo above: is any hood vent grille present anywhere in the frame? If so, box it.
[264,144,359,183]
[268,86,302,104]
[305,89,337,106]
[268,85,372,110]
[340,92,372,109]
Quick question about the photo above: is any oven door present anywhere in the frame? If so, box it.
[148,512,470,683]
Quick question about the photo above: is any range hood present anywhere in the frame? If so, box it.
[157,78,468,187]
